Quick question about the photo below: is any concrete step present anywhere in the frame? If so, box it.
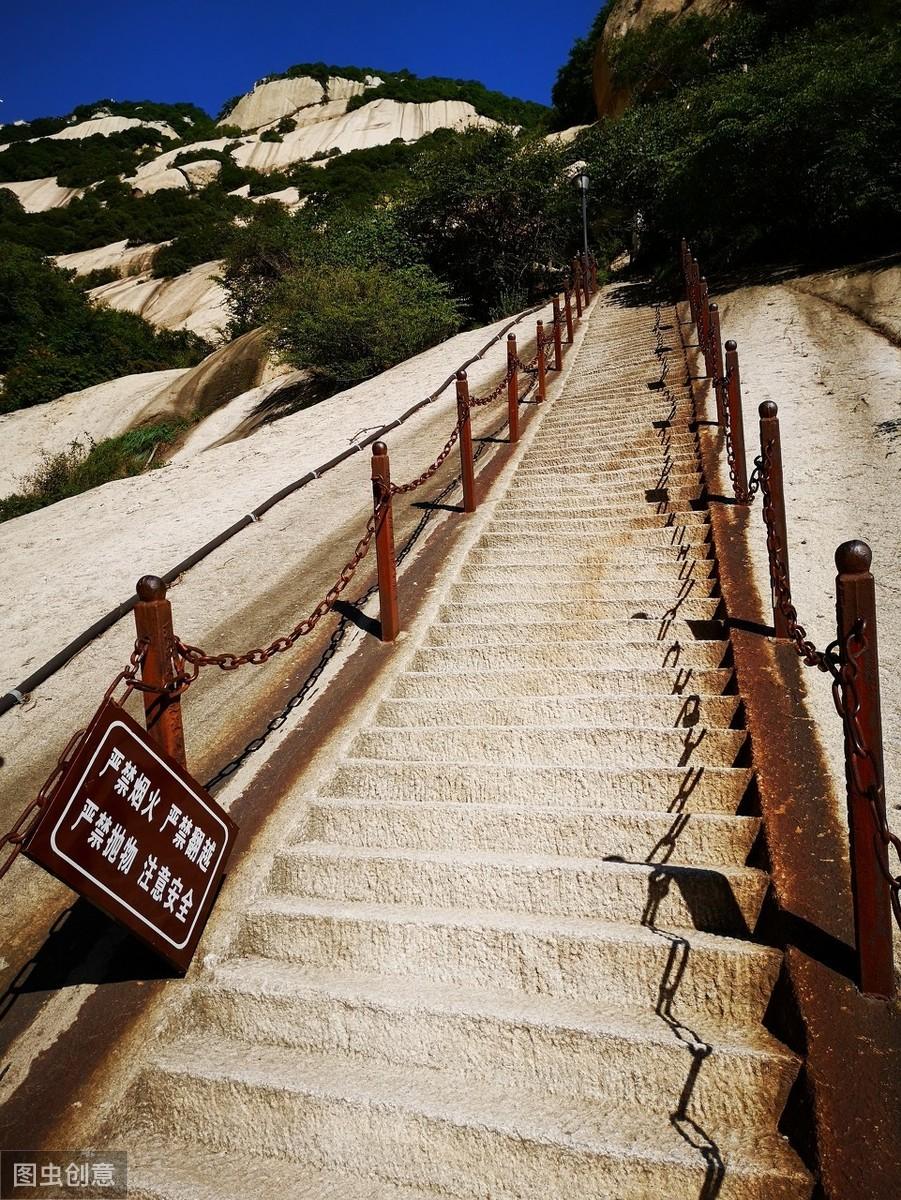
[489,513,710,532]
[434,603,722,632]
[127,1136,444,1200]
[132,1038,811,1200]
[351,725,747,769]
[186,960,798,1127]
[270,842,769,934]
[235,898,783,1024]
[392,665,734,699]
[476,528,709,551]
[306,799,760,865]
[321,761,752,814]
[410,640,731,672]
[507,482,705,503]
[374,693,741,729]
[515,462,701,483]
[457,561,716,584]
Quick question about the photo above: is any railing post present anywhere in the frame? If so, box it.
[552,295,563,370]
[708,303,727,427]
[456,371,476,513]
[507,333,519,444]
[699,278,711,375]
[573,259,583,318]
[582,252,591,307]
[690,260,700,324]
[564,287,574,342]
[536,321,547,402]
[134,576,187,768]
[835,539,895,999]
[720,339,749,504]
[589,254,598,293]
[370,442,400,642]
[757,401,790,634]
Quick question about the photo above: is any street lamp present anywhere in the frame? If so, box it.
[575,168,589,270]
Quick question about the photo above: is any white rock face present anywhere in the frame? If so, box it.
[544,124,591,146]
[251,186,304,208]
[89,260,229,341]
[126,166,191,196]
[223,76,328,131]
[55,239,165,278]
[235,98,496,172]
[36,115,178,141]
[0,369,187,499]
[177,159,223,188]
[0,177,84,211]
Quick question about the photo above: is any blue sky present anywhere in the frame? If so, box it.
[1,0,600,124]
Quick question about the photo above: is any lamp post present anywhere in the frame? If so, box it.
[576,168,589,268]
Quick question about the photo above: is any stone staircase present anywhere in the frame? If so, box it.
[111,296,814,1198]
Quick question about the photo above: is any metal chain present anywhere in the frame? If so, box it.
[833,619,901,930]
[390,426,462,495]
[0,640,149,880]
[173,508,382,677]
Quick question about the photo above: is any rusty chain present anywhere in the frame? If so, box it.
[833,619,901,930]
[0,640,149,880]
[172,507,382,679]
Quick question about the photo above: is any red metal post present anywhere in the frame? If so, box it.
[582,252,591,307]
[507,333,519,444]
[690,260,700,324]
[536,321,547,402]
[699,279,711,374]
[456,371,476,513]
[835,539,895,998]
[572,259,583,318]
[134,576,187,768]
[564,288,574,343]
[370,442,400,642]
[721,339,749,503]
[708,303,727,427]
[757,401,790,633]
[589,254,598,293]
[552,295,563,370]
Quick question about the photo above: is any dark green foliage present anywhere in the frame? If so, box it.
[550,4,613,128]
[259,129,283,143]
[0,422,189,523]
[0,127,173,187]
[345,73,548,128]
[0,115,68,145]
[260,62,375,88]
[267,263,461,387]
[398,128,580,322]
[75,267,120,290]
[276,116,298,134]
[577,12,901,272]
[68,100,216,140]
[0,243,209,412]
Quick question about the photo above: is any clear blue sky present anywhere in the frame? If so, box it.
[1,0,600,124]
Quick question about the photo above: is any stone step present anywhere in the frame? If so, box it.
[132,1038,811,1200]
[476,528,709,551]
[306,799,759,865]
[434,604,724,633]
[507,482,705,502]
[489,513,710,532]
[392,665,734,699]
[350,725,747,769]
[457,561,716,584]
[186,960,798,1127]
[126,1136,444,1200]
[515,462,701,483]
[321,761,752,814]
[411,640,730,672]
[235,898,782,1024]
[270,843,769,935]
[374,693,741,729]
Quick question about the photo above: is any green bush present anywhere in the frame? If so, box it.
[345,73,548,128]
[0,127,173,187]
[0,422,188,523]
[0,242,209,411]
[267,263,461,387]
[399,128,581,321]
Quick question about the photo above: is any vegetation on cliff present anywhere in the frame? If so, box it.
[556,0,901,271]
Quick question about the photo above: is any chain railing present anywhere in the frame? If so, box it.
[2,272,599,895]
[678,236,897,998]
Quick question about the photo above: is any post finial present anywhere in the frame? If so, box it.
[372,440,388,457]
[725,339,737,353]
[835,539,872,575]
[759,401,778,419]
[136,575,166,602]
